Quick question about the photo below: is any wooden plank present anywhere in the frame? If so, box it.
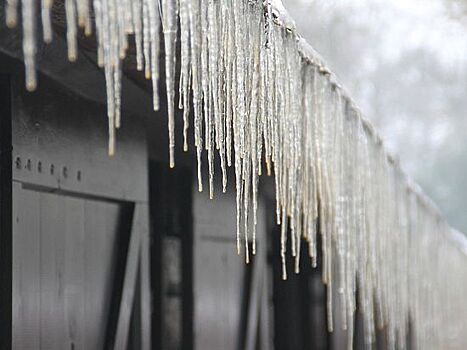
[39,192,67,349]
[64,197,86,350]
[84,200,121,350]
[113,204,142,350]
[12,184,40,349]
[0,74,12,349]
[138,204,151,350]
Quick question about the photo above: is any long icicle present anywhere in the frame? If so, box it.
[161,0,179,168]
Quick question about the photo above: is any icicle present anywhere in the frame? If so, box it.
[179,0,190,151]
[22,0,37,91]
[244,159,251,264]
[204,0,215,199]
[161,0,179,168]
[149,0,161,110]
[280,207,288,280]
[78,0,92,35]
[6,0,18,28]
[114,61,122,129]
[65,0,78,62]
[93,0,104,68]
[132,0,143,71]
[41,0,53,43]
[142,0,151,79]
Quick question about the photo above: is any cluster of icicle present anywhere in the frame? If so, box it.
[6,0,467,348]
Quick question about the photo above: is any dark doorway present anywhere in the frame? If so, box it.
[149,162,194,350]
[269,211,329,350]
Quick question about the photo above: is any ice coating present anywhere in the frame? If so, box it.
[6,0,467,348]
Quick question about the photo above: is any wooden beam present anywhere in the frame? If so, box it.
[139,204,151,350]
[113,203,142,350]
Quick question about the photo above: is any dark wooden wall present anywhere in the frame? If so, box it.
[2,54,151,349]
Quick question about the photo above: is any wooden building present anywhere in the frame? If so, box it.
[0,6,361,349]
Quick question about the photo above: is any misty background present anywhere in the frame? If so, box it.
[284,0,467,233]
